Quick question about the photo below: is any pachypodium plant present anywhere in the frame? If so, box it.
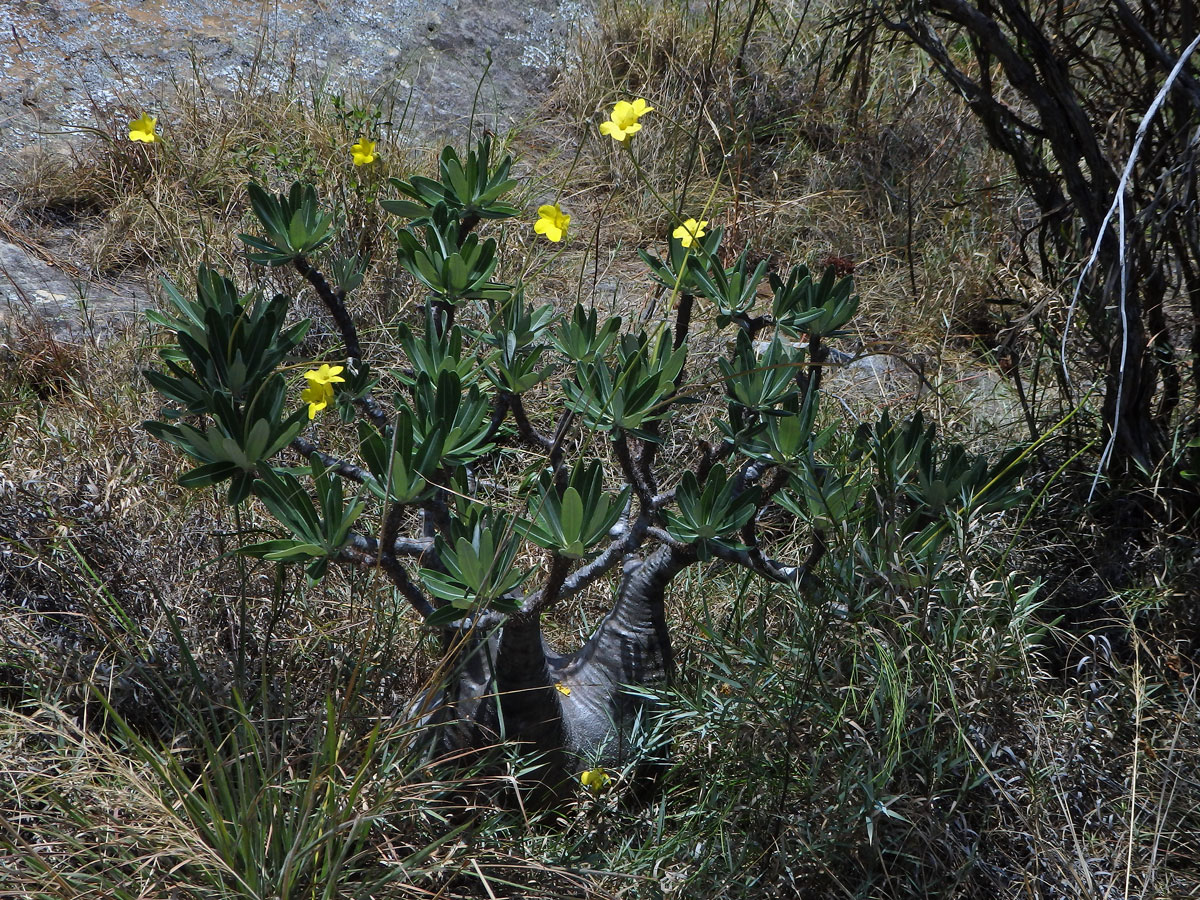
[146,130,1025,791]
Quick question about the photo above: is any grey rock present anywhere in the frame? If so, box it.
[2,0,591,153]
[2,0,591,333]
[0,239,148,340]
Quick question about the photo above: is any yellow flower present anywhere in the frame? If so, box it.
[301,365,345,419]
[534,204,570,243]
[580,767,611,792]
[599,98,653,143]
[351,138,377,166]
[128,113,159,143]
[304,364,346,386]
[302,381,334,419]
[672,218,708,248]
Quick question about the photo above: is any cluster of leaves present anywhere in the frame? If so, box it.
[242,459,363,582]
[145,135,1027,634]
[144,268,310,504]
[523,462,631,560]
[641,227,858,337]
[241,182,336,266]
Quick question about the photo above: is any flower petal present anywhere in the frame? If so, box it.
[128,114,159,143]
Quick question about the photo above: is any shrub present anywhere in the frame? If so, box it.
[144,116,1028,795]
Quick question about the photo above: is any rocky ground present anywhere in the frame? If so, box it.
[1,0,588,338]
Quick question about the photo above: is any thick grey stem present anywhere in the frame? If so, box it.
[493,617,564,755]
[426,545,696,785]
[552,544,695,764]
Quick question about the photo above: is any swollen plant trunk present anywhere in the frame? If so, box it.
[427,545,693,789]
[428,613,563,769]
[550,545,692,765]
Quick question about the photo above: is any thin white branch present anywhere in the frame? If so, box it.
[1056,32,1200,496]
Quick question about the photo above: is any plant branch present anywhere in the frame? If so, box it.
[1113,0,1200,111]
[806,334,825,398]
[481,393,511,446]
[704,540,823,592]
[646,526,694,552]
[290,437,371,483]
[294,255,361,360]
[737,312,774,340]
[422,489,453,542]
[293,253,389,426]
[673,293,695,351]
[336,545,434,618]
[551,512,652,607]
[613,433,654,509]
[345,531,432,560]
[521,553,573,619]
[733,459,771,551]
[510,394,554,452]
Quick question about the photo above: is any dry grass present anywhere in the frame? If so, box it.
[526,0,1045,462]
[1,0,1198,897]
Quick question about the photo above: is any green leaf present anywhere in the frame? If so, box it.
[266,542,327,560]
[177,461,239,488]
[380,198,430,219]
[239,539,309,558]
[560,487,584,544]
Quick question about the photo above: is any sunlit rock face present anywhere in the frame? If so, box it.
[1,0,590,152]
[0,0,589,334]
